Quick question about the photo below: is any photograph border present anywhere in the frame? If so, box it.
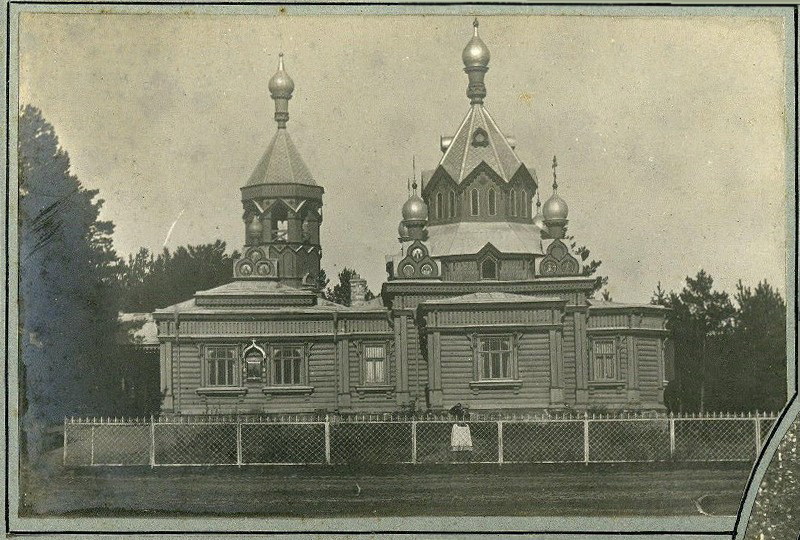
[4,2,798,537]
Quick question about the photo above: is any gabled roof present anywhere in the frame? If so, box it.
[425,221,545,257]
[247,129,316,187]
[439,105,522,184]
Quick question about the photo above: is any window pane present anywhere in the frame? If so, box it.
[471,190,479,215]
[293,357,302,384]
[216,360,225,386]
[448,191,455,217]
[274,358,282,384]
[488,189,496,215]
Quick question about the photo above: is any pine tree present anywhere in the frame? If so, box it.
[19,105,121,458]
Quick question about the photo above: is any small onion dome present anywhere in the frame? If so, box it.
[247,215,263,235]
[398,221,410,238]
[542,192,568,222]
[268,53,294,99]
[402,193,428,222]
[462,19,490,68]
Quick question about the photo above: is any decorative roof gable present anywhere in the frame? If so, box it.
[438,105,522,185]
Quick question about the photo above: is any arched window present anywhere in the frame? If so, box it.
[481,258,497,280]
[448,191,456,218]
[488,188,497,216]
[271,205,289,242]
[470,189,480,216]
[510,189,517,217]
[436,192,443,219]
[521,190,528,217]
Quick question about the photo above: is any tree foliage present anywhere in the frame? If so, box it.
[19,105,122,455]
[565,234,607,295]
[322,267,375,306]
[117,241,238,312]
[653,271,786,413]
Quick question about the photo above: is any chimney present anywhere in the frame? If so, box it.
[349,272,368,306]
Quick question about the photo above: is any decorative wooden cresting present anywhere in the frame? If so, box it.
[397,240,440,279]
[539,239,580,277]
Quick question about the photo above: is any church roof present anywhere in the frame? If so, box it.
[439,105,522,184]
[587,300,669,312]
[246,129,316,187]
[421,292,564,307]
[425,221,545,257]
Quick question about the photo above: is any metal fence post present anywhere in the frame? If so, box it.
[497,421,504,465]
[149,415,156,468]
[62,417,68,466]
[90,424,95,466]
[754,413,762,458]
[236,416,243,467]
[669,412,676,459]
[411,420,417,464]
[583,412,590,465]
[324,414,331,465]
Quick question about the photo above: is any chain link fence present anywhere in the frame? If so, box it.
[62,412,778,467]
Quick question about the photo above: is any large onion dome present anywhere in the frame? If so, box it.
[462,19,490,68]
[268,53,294,99]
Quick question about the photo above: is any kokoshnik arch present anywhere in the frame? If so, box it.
[154,20,670,415]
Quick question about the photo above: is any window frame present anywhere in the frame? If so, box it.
[589,338,621,383]
[203,345,240,387]
[487,188,497,216]
[436,192,444,220]
[470,189,480,216]
[475,334,517,381]
[361,342,388,386]
[270,343,306,386]
[448,190,456,218]
[521,190,528,217]
[480,257,498,280]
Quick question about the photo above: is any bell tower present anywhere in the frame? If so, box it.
[235,53,324,288]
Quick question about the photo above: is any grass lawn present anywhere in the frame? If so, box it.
[20,457,753,518]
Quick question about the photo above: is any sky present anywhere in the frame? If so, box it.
[18,11,790,303]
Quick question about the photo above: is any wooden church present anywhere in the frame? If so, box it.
[154,21,669,415]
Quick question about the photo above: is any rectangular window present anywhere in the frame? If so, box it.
[206,346,238,386]
[590,340,619,382]
[479,336,513,379]
[272,345,304,385]
[363,344,386,384]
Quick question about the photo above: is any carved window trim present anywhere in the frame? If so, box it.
[269,343,308,386]
[202,344,240,387]
[469,333,521,383]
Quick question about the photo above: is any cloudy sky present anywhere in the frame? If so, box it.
[18,9,791,303]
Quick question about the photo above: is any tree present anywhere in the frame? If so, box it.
[314,268,330,297]
[323,268,375,306]
[727,280,787,412]
[653,270,735,412]
[566,234,607,295]
[117,241,238,312]
[19,105,122,457]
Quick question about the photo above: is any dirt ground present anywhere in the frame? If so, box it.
[19,459,753,518]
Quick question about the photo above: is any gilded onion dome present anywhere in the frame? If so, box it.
[462,19,490,68]
[542,192,568,221]
[268,53,294,99]
[247,214,263,237]
[543,156,568,221]
[402,193,428,223]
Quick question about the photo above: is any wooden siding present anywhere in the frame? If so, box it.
[432,307,555,327]
[173,319,334,337]
[562,315,577,403]
[438,332,551,409]
[635,337,663,405]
